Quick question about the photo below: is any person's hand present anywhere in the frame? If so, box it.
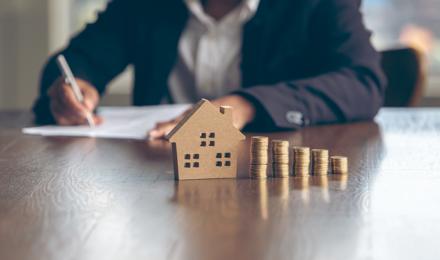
[148,95,256,139]
[48,78,102,126]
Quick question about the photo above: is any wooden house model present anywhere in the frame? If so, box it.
[166,99,246,180]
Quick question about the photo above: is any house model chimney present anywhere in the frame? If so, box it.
[220,106,233,121]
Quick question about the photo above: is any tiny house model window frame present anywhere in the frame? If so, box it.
[216,153,232,167]
[184,153,200,168]
[200,132,216,147]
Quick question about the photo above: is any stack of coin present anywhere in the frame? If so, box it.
[272,140,290,178]
[292,147,310,176]
[311,149,329,176]
[249,136,269,179]
[331,156,348,174]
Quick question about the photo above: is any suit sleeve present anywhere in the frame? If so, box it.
[236,0,386,130]
[33,0,135,124]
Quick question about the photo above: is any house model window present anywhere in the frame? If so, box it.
[216,153,232,167]
[200,132,216,147]
[184,153,200,168]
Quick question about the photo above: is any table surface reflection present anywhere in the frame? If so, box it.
[0,108,439,260]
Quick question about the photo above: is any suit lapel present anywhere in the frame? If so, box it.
[241,0,270,87]
[241,0,308,87]
[147,2,189,103]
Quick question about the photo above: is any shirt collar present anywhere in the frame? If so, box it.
[240,0,260,21]
[184,0,261,25]
[244,0,260,14]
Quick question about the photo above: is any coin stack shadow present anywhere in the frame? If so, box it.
[272,140,290,178]
[330,156,348,174]
[312,149,329,176]
[292,147,310,176]
[249,136,269,179]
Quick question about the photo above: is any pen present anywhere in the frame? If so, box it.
[56,55,95,128]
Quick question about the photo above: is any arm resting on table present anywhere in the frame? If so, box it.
[236,0,386,130]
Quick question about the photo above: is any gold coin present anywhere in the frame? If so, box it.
[330,156,348,174]
[251,136,269,143]
[311,149,329,155]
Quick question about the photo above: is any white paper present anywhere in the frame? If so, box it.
[22,104,190,140]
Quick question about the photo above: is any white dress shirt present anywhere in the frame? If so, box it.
[168,0,260,103]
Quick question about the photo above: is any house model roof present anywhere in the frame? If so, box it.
[166,99,245,142]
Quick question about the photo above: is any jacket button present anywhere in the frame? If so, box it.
[286,111,303,125]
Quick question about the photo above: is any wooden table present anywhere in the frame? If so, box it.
[0,108,439,260]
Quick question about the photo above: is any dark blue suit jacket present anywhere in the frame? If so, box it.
[34,0,386,130]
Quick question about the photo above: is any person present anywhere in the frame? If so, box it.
[33,0,386,139]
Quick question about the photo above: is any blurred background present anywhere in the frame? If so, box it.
[0,0,439,109]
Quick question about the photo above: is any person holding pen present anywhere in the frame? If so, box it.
[34,0,386,138]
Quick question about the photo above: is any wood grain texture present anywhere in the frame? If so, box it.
[0,108,439,260]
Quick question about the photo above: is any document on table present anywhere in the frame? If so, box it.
[22,104,190,140]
